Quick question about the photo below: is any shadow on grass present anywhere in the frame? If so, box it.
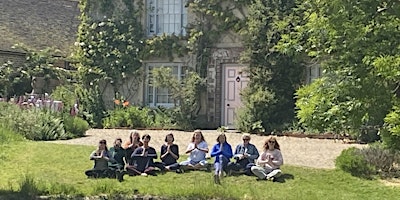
[0,190,33,200]
[274,173,295,183]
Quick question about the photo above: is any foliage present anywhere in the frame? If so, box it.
[75,86,106,128]
[0,102,68,141]
[51,85,77,114]
[63,115,90,137]
[0,46,70,98]
[102,106,153,129]
[152,67,205,130]
[0,61,32,98]
[359,144,399,178]
[238,0,304,132]
[381,100,400,151]
[75,0,144,93]
[335,147,375,179]
[2,142,400,199]
[278,0,400,139]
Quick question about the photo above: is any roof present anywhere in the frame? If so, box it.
[0,0,80,56]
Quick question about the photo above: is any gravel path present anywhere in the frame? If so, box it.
[49,129,365,169]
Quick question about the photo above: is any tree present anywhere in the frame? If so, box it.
[237,0,304,132]
[279,0,400,139]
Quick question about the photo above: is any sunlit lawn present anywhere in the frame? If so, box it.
[0,141,399,200]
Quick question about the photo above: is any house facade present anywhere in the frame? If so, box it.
[0,0,320,129]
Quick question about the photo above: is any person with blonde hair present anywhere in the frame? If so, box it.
[251,136,283,181]
[227,133,259,176]
[210,133,233,184]
[180,130,209,171]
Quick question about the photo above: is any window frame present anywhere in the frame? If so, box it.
[147,0,188,36]
[145,63,185,108]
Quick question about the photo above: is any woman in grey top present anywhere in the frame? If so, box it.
[227,133,259,176]
[85,139,112,178]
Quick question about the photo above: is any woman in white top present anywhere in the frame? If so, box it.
[251,136,283,181]
[180,130,209,170]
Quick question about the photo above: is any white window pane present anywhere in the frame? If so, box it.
[148,95,154,103]
[169,15,174,22]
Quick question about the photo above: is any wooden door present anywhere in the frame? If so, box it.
[223,66,249,129]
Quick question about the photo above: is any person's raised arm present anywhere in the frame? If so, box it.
[271,150,283,166]
[89,151,99,160]
[185,143,196,154]
[169,145,179,160]
[210,144,220,157]
[197,142,209,153]
[248,145,260,160]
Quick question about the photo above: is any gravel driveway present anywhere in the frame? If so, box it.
[49,129,365,169]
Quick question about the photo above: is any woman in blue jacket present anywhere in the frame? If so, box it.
[210,133,233,184]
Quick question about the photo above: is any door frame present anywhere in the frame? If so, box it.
[221,64,247,129]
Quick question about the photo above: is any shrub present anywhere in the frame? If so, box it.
[381,102,400,151]
[359,144,399,178]
[29,111,68,141]
[63,115,90,137]
[0,102,68,141]
[335,147,375,178]
[103,106,153,128]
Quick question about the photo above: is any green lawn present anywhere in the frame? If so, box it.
[0,141,399,200]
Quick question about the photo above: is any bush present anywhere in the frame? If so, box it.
[359,144,399,178]
[335,147,375,178]
[102,106,153,128]
[63,115,90,137]
[0,102,68,140]
[381,102,400,151]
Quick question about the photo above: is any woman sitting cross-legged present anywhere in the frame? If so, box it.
[251,136,283,181]
[157,133,180,172]
[210,133,233,184]
[180,130,209,171]
[85,139,113,178]
[108,138,127,182]
[126,134,158,176]
[123,131,143,165]
[227,133,259,176]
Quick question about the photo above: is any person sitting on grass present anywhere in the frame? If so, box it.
[126,134,158,176]
[251,136,283,181]
[157,133,180,172]
[85,139,112,178]
[227,133,259,176]
[109,138,127,182]
[210,133,233,184]
[180,130,209,171]
[123,130,143,164]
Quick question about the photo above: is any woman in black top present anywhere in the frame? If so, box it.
[160,133,180,171]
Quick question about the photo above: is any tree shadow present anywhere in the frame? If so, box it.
[274,173,295,183]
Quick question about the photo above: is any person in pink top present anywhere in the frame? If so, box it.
[251,136,283,181]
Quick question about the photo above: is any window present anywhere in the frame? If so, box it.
[147,0,188,36]
[146,63,186,107]
[306,65,322,84]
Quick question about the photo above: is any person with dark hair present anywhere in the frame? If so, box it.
[180,130,209,171]
[227,133,259,176]
[123,131,143,164]
[85,139,113,178]
[126,134,158,176]
[158,133,180,172]
[210,133,233,184]
[109,138,127,182]
[251,136,283,181]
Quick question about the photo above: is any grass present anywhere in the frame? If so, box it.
[0,139,399,200]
